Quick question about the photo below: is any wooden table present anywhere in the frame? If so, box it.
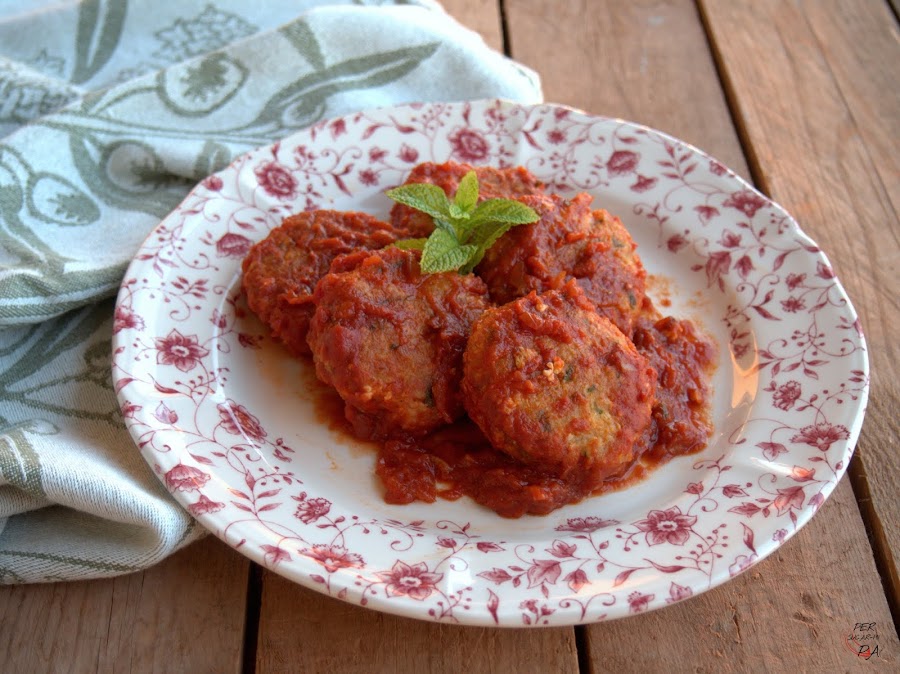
[2,1,898,671]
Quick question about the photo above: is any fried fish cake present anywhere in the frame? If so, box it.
[462,282,657,482]
[476,192,647,335]
[307,247,490,439]
[241,210,399,356]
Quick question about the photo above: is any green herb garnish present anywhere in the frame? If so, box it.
[387,170,539,274]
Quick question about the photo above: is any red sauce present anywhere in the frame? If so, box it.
[631,308,718,461]
[308,296,717,519]
[375,421,660,518]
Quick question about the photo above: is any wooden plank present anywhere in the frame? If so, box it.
[441,0,505,52]
[699,0,900,607]
[799,0,900,217]
[256,572,578,674]
[0,536,249,673]
[785,0,900,606]
[505,0,899,670]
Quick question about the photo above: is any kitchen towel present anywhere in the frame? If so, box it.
[0,0,541,582]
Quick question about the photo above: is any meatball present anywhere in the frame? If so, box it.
[462,282,657,482]
[241,210,399,356]
[390,161,544,237]
[307,247,490,439]
[476,192,647,335]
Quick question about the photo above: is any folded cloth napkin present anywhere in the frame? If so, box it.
[0,0,542,583]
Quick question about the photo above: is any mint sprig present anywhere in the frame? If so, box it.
[386,170,539,274]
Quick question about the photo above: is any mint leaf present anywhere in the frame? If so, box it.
[422,244,479,273]
[460,221,520,273]
[431,217,459,238]
[448,202,469,220]
[421,227,458,261]
[468,198,541,227]
[392,237,428,251]
[384,169,538,275]
[421,228,478,273]
[459,198,539,238]
[468,219,525,248]
[454,170,479,213]
[385,183,452,221]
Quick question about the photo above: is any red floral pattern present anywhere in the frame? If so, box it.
[165,464,210,492]
[666,583,693,604]
[630,174,657,192]
[547,129,566,144]
[785,272,806,290]
[791,422,850,452]
[607,150,639,176]
[254,161,298,199]
[358,168,378,186]
[722,189,767,217]
[153,402,178,425]
[303,545,363,573]
[728,554,757,577]
[217,400,267,443]
[112,100,867,627]
[376,561,443,601]
[113,306,144,333]
[203,175,223,191]
[262,545,291,567]
[398,143,418,163]
[448,127,489,162]
[772,381,801,410]
[634,507,698,546]
[628,591,654,613]
[216,232,253,258]
[294,496,331,524]
[188,494,225,516]
[781,296,805,313]
[155,329,209,372]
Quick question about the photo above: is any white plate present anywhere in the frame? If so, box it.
[112,99,868,626]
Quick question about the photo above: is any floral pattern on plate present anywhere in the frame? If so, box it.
[112,99,868,626]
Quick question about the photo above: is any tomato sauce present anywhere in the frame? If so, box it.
[310,296,717,519]
[375,421,661,518]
